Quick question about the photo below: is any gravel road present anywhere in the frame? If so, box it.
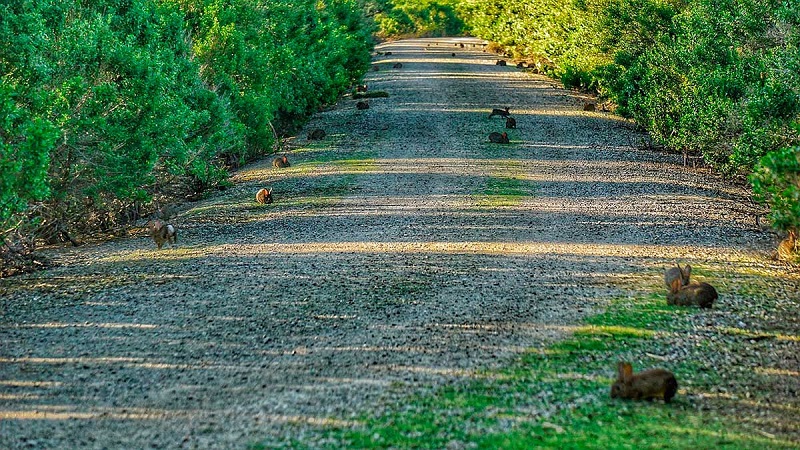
[0,37,782,449]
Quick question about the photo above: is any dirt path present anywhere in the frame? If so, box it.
[0,37,778,448]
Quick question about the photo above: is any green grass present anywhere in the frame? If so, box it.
[288,284,798,449]
[475,175,535,207]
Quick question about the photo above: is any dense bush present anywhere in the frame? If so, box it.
[368,0,465,37]
[751,145,800,234]
[1,0,232,240]
[0,0,372,261]
[603,0,800,172]
[458,0,599,78]
[179,0,374,154]
[0,80,56,229]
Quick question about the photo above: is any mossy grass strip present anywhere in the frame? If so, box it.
[295,288,797,449]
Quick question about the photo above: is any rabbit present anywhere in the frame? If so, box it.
[393,62,403,69]
[308,128,326,140]
[255,188,273,205]
[583,102,596,112]
[148,219,177,250]
[496,60,507,66]
[667,278,717,308]
[273,155,290,168]
[488,132,510,144]
[489,107,510,118]
[664,263,691,290]
[356,100,369,110]
[505,117,517,129]
[610,362,678,403]
[773,229,797,261]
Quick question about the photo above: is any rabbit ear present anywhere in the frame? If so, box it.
[683,265,692,277]
[619,362,634,382]
[616,362,628,380]
[670,278,683,293]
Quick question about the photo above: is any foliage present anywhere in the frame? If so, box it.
[176,0,373,152]
[458,0,606,82]
[750,145,800,234]
[369,0,465,37]
[0,79,56,229]
[0,0,372,256]
[0,0,244,240]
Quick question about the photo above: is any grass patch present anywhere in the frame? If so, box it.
[282,280,799,449]
[289,151,377,176]
[475,175,535,207]
[330,158,378,173]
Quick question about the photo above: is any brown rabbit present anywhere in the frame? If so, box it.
[488,131,510,144]
[273,155,290,168]
[583,102,596,112]
[667,278,717,308]
[255,188,273,204]
[505,117,517,129]
[308,128,326,140]
[489,107,510,118]
[773,229,797,261]
[356,100,369,110]
[664,263,691,290]
[610,362,678,403]
[148,219,177,250]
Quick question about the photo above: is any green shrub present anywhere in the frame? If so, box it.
[0,0,373,248]
[371,0,465,37]
[0,80,56,230]
[750,145,800,234]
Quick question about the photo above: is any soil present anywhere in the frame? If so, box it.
[1,37,796,449]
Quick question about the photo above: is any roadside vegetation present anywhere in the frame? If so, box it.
[0,0,373,275]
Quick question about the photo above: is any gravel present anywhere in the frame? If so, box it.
[0,37,788,449]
